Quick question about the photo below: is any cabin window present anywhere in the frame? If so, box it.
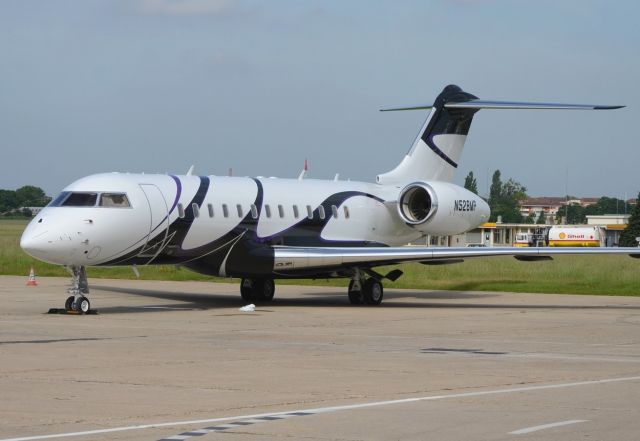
[222,204,229,218]
[100,193,130,208]
[236,204,243,218]
[278,204,284,218]
[177,203,185,218]
[331,205,338,218]
[292,205,299,218]
[250,204,258,219]
[207,203,214,217]
[306,205,313,219]
[343,205,350,219]
[61,193,98,207]
[318,205,325,220]
[192,203,200,218]
[265,204,272,218]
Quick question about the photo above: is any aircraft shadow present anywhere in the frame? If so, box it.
[90,285,640,314]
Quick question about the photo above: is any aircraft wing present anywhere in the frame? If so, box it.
[273,246,640,271]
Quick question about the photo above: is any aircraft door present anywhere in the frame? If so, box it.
[139,184,169,262]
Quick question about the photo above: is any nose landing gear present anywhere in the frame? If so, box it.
[57,266,93,314]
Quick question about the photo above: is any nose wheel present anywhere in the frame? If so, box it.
[65,295,91,313]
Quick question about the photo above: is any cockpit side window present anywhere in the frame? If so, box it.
[100,193,131,208]
[61,193,98,207]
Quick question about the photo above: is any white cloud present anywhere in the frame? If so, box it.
[139,0,233,16]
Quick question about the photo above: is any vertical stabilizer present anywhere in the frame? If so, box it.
[377,85,479,184]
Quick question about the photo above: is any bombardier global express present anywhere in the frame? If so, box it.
[20,85,638,313]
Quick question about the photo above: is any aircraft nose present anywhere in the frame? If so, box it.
[20,230,50,260]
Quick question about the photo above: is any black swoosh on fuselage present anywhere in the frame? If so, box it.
[99,179,388,277]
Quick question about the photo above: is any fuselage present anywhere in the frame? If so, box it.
[20,172,488,278]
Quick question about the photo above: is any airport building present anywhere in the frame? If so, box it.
[518,196,630,225]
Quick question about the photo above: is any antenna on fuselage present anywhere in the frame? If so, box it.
[298,159,308,180]
[186,165,195,176]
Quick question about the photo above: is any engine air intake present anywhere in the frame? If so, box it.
[398,183,438,225]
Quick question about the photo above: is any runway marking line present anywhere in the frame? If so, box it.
[509,419,588,435]
[159,412,309,441]
[1,376,638,441]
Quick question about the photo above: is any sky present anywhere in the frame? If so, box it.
[0,0,638,199]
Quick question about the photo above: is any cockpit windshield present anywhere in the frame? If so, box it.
[99,193,130,208]
[48,192,131,208]
[61,193,98,207]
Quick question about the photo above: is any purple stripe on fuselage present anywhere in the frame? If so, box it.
[147,175,182,236]
[169,175,182,215]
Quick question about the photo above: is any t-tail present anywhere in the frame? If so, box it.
[376,84,624,185]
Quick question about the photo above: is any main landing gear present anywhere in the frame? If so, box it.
[348,278,384,305]
[240,278,275,304]
[61,265,92,314]
[347,268,403,306]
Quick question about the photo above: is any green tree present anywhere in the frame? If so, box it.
[584,197,628,216]
[489,170,502,205]
[15,185,47,207]
[619,192,640,247]
[0,190,18,212]
[536,210,546,224]
[555,203,585,224]
[464,171,478,195]
[488,170,527,223]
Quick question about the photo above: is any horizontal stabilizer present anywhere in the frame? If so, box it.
[380,105,433,112]
[446,100,624,110]
[381,101,624,112]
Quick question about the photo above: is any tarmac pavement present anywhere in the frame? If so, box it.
[1,275,639,441]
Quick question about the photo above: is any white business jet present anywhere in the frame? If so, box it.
[20,85,637,313]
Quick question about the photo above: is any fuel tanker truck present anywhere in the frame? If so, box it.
[548,226,605,247]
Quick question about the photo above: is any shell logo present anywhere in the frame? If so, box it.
[559,232,566,239]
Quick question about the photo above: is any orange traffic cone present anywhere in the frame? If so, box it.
[26,267,38,286]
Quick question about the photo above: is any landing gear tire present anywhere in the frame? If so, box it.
[73,295,91,314]
[348,280,363,305]
[240,278,275,303]
[240,278,256,303]
[362,279,383,305]
[64,296,74,311]
[257,279,275,302]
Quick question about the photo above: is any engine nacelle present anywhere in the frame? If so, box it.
[397,181,490,235]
